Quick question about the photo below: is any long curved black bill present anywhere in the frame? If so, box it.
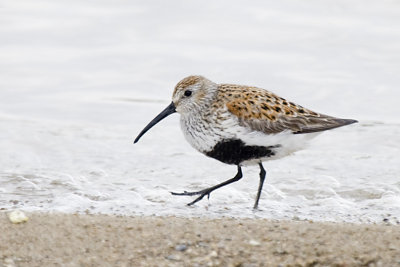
[134,102,176,143]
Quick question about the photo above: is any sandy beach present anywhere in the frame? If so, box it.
[0,213,399,266]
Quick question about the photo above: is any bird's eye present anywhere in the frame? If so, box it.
[184,90,192,97]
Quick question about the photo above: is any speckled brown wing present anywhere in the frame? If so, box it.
[220,84,357,134]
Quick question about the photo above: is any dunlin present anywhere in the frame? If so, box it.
[134,75,357,209]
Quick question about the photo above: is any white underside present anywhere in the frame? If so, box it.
[180,112,320,166]
[237,130,320,166]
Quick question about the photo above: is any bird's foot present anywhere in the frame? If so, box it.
[171,189,212,206]
[171,190,203,196]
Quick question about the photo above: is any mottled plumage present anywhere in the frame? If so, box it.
[134,75,357,209]
[221,84,353,134]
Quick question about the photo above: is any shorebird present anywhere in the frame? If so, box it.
[134,75,357,209]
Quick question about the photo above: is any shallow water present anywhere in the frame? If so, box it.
[1,0,400,223]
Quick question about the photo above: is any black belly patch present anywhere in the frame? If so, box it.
[205,139,279,165]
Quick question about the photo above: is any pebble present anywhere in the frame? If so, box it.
[248,239,261,246]
[166,254,181,261]
[175,244,188,251]
[3,258,15,267]
[198,241,208,247]
[8,210,29,224]
[209,250,218,258]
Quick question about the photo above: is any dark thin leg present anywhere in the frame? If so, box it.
[171,166,243,206]
[253,163,266,209]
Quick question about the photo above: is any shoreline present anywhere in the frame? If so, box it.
[1,212,399,266]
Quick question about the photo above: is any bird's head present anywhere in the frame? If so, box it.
[172,75,217,115]
[134,75,217,143]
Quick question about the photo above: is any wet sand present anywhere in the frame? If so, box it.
[0,212,399,266]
